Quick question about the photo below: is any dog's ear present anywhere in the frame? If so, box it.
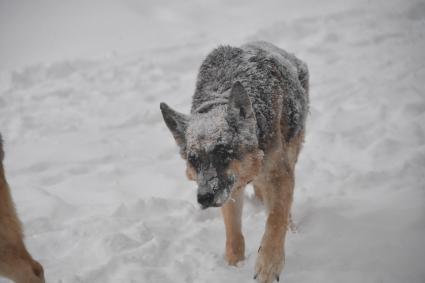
[228,81,255,122]
[160,103,189,153]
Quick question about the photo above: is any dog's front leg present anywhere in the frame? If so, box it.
[221,188,245,265]
[254,170,294,283]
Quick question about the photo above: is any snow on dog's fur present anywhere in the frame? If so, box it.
[0,134,45,283]
[160,41,309,283]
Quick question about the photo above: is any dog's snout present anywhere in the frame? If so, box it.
[197,192,215,208]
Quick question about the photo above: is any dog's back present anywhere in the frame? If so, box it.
[192,41,309,149]
[0,134,45,283]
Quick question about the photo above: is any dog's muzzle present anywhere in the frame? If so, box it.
[197,189,231,209]
[197,169,236,209]
[197,175,235,209]
[197,192,220,208]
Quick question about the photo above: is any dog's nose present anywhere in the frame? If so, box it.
[197,192,215,208]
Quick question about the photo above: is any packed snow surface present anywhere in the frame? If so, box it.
[0,0,424,282]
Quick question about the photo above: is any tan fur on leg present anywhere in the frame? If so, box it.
[252,133,301,283]
[0,249,44,283]
[221,188,245,265]
[0,146,45,283]
[253,167,294,283]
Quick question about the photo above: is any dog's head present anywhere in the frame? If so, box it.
[160,82,263,208]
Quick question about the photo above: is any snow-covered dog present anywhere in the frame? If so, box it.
[160,41,309,283]
[0,134,45,283]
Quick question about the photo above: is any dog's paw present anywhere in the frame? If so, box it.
[254,245,284,283]
[225,234,245,265]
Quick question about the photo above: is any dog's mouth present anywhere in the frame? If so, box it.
[197,189,231,209]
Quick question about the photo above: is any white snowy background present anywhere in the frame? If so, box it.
[1,0,424,282]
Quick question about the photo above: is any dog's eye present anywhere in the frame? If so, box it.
[212,146,232,165]
[188,153,200,168]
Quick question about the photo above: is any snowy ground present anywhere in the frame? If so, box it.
[1,0,425,282]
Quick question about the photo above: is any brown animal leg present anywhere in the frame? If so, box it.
[221,188,245,265]
[0,152,45,283]
[0,249,44,283]
[253,166,294,283]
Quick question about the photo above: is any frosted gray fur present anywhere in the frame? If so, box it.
[191,41,309,150]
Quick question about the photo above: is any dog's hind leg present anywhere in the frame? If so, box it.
[221,188,245,265]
